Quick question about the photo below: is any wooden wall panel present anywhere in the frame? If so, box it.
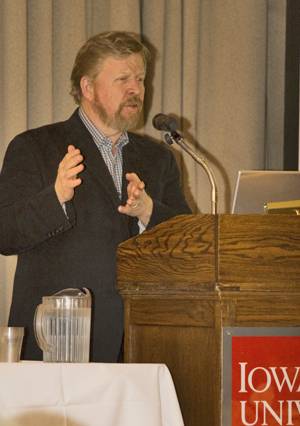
[124,295,220,426]
[118,215,300,426]
[219,214,300,290]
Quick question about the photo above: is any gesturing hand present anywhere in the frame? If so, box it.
[118,172,153,226]
[55,145,84,204]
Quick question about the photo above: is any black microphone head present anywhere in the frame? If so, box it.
[152,113,179,132]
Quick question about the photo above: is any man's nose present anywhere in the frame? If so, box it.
[127,78,143,95]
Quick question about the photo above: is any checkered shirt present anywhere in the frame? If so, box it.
[78,108,129,199]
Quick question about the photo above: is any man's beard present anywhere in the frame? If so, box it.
[93,95,143,131]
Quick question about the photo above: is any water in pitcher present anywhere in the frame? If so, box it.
[34,288,92,362]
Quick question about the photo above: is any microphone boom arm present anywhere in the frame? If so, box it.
[165,131,218,215]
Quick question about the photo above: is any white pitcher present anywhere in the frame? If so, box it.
[34,288,92,362]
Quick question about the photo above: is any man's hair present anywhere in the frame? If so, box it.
[70,31,151,104]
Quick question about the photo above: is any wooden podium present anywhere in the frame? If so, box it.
[117,214,300,426]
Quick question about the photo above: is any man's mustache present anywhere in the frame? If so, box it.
[121,96,143,108]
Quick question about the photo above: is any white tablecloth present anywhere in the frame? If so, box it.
[0,362,184,426]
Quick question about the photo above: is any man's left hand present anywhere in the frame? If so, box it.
[118,172,153,226]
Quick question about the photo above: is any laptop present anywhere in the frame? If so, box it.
[231,170,300,214]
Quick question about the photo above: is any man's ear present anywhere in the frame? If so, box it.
[80,76,94,101]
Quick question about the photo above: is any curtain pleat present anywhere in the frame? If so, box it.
[0,1,28,322]
[192,0,268,213]
[0,0,286,324]
[52,0,86,121]
[27,0,53,128]
[1,0,27,147]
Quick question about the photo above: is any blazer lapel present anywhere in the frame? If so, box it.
[61,111,147,239]
[122,136,145,235]
[63,111,121,209]
[122,134,148,203]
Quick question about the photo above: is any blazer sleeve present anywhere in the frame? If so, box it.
[0,134,75,255]
[147,147,191,229]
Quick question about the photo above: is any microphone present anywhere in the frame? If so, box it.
[152,113,179,132]
[152,113,218,214]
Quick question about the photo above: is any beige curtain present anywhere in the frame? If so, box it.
[0,0,286,324]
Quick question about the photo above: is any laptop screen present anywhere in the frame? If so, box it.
[231,170,300,214]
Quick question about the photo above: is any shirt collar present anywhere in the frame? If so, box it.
[78,107,129,149]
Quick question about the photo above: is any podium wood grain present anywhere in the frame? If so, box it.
[117,214,300,426]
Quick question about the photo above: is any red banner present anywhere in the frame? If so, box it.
[232,336,300,425]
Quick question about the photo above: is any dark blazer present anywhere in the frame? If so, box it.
[0,109,191,361]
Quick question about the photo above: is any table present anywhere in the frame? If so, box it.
[0,362,184,426]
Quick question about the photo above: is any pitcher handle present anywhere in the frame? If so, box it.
[34,304,52,352]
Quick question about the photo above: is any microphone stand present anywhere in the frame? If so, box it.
[164,131,218,215]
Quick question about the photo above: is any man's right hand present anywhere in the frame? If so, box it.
[55,145,84,204]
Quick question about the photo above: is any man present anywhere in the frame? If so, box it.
[0,31,191,362]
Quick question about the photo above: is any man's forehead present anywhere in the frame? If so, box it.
[99,53,146,72]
